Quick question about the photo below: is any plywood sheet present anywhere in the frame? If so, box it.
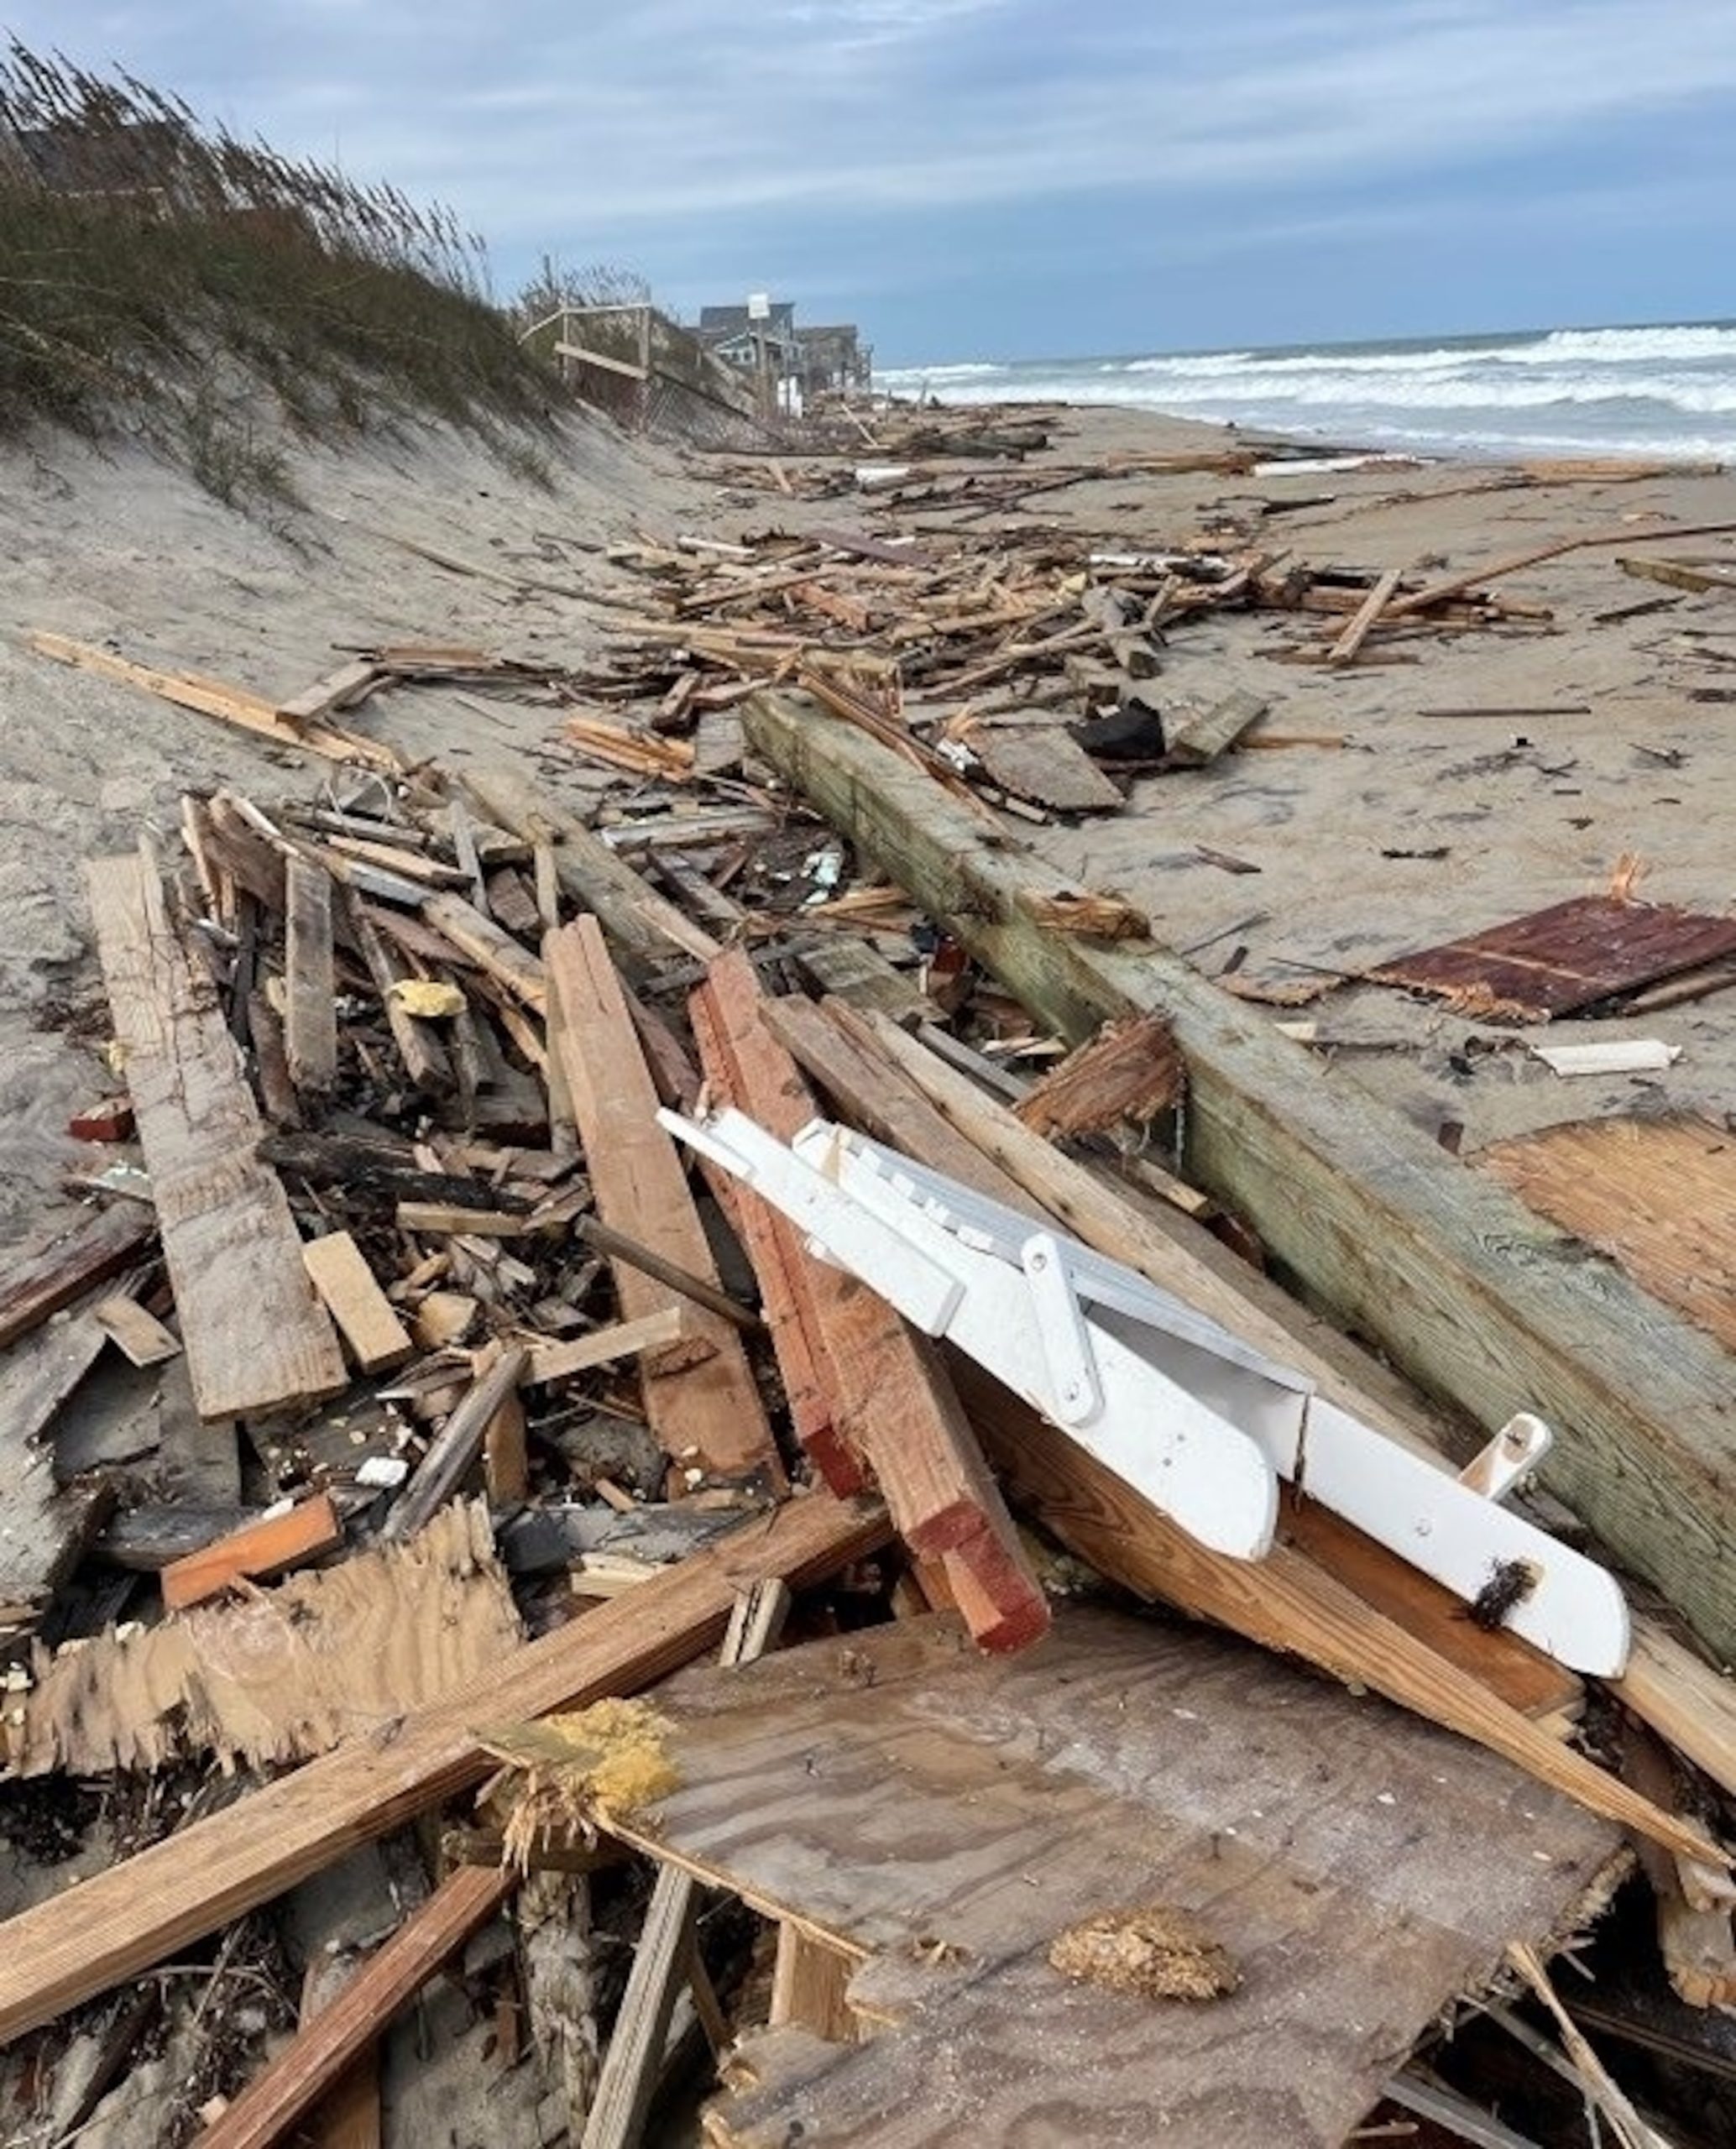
[1481,1113,1736,1354]
[619,1608,1618,2149]
[1370,894,1736,1022]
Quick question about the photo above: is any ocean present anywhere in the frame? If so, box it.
[875,322,1736,463]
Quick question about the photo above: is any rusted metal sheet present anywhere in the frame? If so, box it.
[1370,895,1736,1021]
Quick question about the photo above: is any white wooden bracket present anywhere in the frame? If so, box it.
[661,1106,1629,1677]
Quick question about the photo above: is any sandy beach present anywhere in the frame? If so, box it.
[7,395,1734,1245]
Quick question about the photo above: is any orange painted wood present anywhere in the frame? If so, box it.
[160,1492,343,1610]
[693,954,1046,1652]
[544,917,782,1489]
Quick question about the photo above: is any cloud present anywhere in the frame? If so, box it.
[3,1,1733,351]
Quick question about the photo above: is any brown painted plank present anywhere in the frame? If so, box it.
[694,958,1046,1650]
[0,1489,888,2044]
[85,849,347,1420]
[160,1491,344,1610]
[0,1204,155,1353]
[545,917,782,1488]
[196,1866,514,2149]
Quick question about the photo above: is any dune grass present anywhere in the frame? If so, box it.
[0,43,557,502]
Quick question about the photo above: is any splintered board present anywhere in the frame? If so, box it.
[620,1609,1617,2149]
[85,849,347,1420]
[1369,894,1736,1022]
[12,1501,519,1775]
[1480,1115,1736,1355]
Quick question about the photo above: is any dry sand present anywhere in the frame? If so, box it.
[4,392,1735,1255]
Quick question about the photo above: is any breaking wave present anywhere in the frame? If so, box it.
[876,320,1736,460]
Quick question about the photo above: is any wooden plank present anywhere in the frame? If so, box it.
[0,1490,889,2042]
[285,855,338,1099]
[1481,1116,1736,1356]
[196,1866,515,2149]
[1326,566,1403,664]
[85,850,346,1420]
[769,1926,858,2043]
[1614,1622,1736,1806]
[693,959,1045,1650]
[160,1491,344,1610]
[625,1608,1619,2149]
[347,899,454,1097]
[0,1310,118,1642]
[792,936,935,1027]
[90,1292,181,1367]
[966,719,1126,813]
[461,767,722,975]
[580,1580,792,2149]
[0,1204,155,1353]
[1160,686,1271,765]
[956,1367,1713,1863]
[14,1502,520,1778]
[523,1306,693,1388]
[301,1231,414,1375]
[741,690,1736,1665]
[276,658,384,728]
[379,1347,530,1544]
[545,918,782,1488]
[419,891,546,1011]
[30,634,399,771]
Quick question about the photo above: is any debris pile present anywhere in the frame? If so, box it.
[7,436,1736,2149]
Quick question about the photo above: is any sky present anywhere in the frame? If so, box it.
[5,2,1735,364]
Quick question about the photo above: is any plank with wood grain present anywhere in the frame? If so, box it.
[0,1203,154,1353]
[85,850,346,1421]
[285,855,337,1098]
[0,1489,889,2044]
[620,1608,1620,2149]
[545,918,782,1488]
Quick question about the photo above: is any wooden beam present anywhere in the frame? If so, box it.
[91,1292,181,1367]
[301,1231,414,1375]
[0,1490,889,2044]
[194,1866,515,2149]
[545,918,782,1488]
[285,856,338,1099]
[742,690,1736,1665]
[0,1203,154,1353]
[85,850,346,1421]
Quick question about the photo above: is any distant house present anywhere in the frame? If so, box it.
[796,323,871,398]
[698,301,799,372]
